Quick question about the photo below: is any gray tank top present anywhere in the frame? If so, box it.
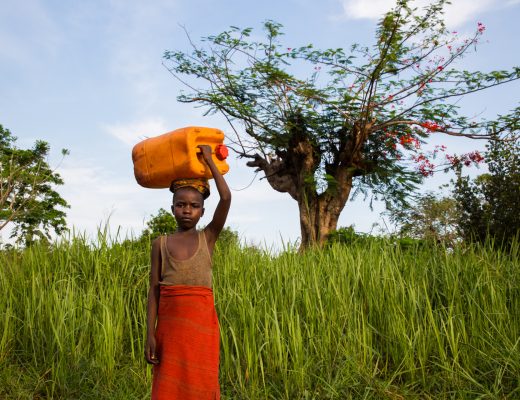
[159,230,213,288]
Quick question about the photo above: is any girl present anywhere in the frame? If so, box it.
[145,145,231,399]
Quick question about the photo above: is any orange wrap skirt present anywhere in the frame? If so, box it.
[152,285,220,399]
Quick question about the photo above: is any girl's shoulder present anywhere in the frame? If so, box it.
[152,236,162,250]
[152,235,165,244]
[151,235,167,250]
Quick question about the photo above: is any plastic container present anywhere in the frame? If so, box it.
[132,126,230,189]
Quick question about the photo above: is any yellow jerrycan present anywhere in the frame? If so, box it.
[132,126,230,189]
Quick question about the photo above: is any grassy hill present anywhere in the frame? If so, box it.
[1,232,518,399]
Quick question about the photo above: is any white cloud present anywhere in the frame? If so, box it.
[342,0,396,19]
[340,0,513,27]
[441,0,495,27]
[103,118,169,146]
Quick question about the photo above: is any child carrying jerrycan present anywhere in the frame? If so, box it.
[133,126,231,399]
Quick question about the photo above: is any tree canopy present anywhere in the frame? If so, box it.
[0,124,69,246]
[140,207,177,241]
[454,135,519,248]
[389,193,459,245]
[163,0,519,247]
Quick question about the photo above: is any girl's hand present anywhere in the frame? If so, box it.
[198,145,213,164]
[145,335,159,365]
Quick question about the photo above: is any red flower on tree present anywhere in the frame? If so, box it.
[417,158,435,177]
[399,135,420,148]
[446,151,484,167]
[421,121,441,132]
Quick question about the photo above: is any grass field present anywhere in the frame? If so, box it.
[1,231,519,399]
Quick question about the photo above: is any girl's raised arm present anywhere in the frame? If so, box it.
[198,145,231,251]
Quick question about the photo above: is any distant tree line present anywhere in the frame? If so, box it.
[385,136,519,248]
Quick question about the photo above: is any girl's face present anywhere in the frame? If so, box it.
[171,188,205,230]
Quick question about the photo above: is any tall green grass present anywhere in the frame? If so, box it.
[1,232,518,399]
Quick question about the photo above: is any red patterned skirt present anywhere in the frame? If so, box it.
[151,285,220,399]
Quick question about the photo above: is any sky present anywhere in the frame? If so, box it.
[1,0,519,249]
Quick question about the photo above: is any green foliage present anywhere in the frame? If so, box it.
[0,124,69,246]
[388,192,459,245]
[1,230,519,398]
[328,225,430,249]
[140,207,177,241]
[454,137,520,247]
[214,226,240,250]
[327,225,369,245]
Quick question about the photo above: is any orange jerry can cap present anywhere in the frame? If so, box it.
[215,144,229,160]
[132,126,230,189]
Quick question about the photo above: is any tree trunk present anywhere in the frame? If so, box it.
[245,118,357,249]
[297,181,353,248]
[247,147,356,249]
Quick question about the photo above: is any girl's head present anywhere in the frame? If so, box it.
[169,178,210,229]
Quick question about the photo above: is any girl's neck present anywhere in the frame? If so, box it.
[176,227,197,234]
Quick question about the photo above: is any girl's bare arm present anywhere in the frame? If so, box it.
[145,237,161,364]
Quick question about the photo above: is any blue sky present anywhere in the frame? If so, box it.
[1,0,519,248]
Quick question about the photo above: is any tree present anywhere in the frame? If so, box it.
[0,124,69,246]
[140,208,177,241]
[214,226,240,250]
[388,192,459,245]
[453,135,519,247]
[163,0,519,247]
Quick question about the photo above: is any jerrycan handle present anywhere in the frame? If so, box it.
[196,144,229,161]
